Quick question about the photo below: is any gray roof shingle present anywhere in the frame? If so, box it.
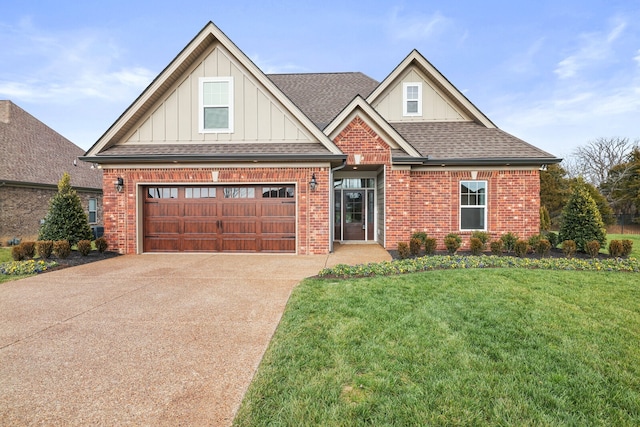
[390,122,557,161]
[0,101,102,189]
[268,72,379,130]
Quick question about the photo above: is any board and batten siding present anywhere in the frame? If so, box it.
[126,45,313,144]
[372,67,470,123]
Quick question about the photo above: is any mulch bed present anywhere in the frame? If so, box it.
[44,251,120,271]
[388,248,610,261]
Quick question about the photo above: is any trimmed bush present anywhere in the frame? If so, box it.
[622,240,633,257]
[586,240,601,258]
[528,234,544,248]
[444,233,462,255]
[411,232,427,247]
[424,238,437,255]
[11,245,25,261]
[545,231,559,248]
[608,240,623,258]
[95,237,108,253]
[471,231,490,246]
[500,232,518,253]
[559,178,606,252]
[469,237,484,255]
[562,240,577,258]
[490,240,503,255]
[397,242,410,259]
[77,240,92,256]
[535,239,551,257]
[53,240,71,259]
[36,240,54,259]
[409,238,422,256]
[21,241,36,259]
[514,240,529,257]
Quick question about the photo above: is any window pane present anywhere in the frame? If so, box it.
[204,107,229,129]
[89,199,96,210]
[203,81,228,105]
[247,188,255,198]
[407,100,418,113]
[407,86,418,100]
[89,212,96,223]
[461,207,485,230]
[185,188,192,198]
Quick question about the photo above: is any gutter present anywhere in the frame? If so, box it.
[393,156,563,167]
[79,154,348,164]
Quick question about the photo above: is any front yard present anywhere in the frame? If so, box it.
[235,269,640,426]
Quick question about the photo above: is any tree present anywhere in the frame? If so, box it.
[39,172,93,245]
[569,137,638,187]
[540,163,571,227]
[559,178,606,252]
[601,148,640,222]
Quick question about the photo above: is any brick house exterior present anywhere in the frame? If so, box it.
[82,22,559,255]
[0,101,103,243]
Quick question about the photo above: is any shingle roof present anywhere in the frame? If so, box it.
[390,121,557,161]
[268,73,379,130]
[0,101,102,189]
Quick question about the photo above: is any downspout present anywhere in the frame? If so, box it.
[329,159,347,253]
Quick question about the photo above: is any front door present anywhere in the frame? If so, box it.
[343,191,365,240]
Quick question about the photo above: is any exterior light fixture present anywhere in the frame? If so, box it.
[114,177,124,193]
[309,173,318,191]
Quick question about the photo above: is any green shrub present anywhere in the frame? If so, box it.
[11,245,25,261]
[77,240,92,256]
[608,240,624,258]
[444,233,462,255]
[36,240,54,259]
[622,240,633,257]
[535,239,551,257]
[540,205,551,231]
[469,237,484,255]
[95,237,108,253]
[424,237,437,255]
[471,231,490,245]
[21,241,36,259]
[528,234,544,248]
[562,240,577,258]
[397,242,410,259]
[53,240,71,259]
[411,231,427,247]
[558,178,606,252]
[490,240,503,255]
[514,240,529,257]
[545,231,559,248]
[500,232,518,253]
[586,240,601,258]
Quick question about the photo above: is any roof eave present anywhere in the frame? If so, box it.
[393,156,563,166]
[79,154,347,164]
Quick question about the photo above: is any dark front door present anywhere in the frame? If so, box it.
[343,191,365,240]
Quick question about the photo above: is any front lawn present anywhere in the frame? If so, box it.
[235,269,640,426]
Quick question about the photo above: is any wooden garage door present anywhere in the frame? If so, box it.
[143,185,296,253]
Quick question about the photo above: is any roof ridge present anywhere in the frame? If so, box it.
[267,71,372,77]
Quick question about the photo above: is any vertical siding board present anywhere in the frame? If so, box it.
[164,89,178,141]
[177,76,191,141]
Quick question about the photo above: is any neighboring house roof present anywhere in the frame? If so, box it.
[268,72,379,130]
[0,100,102,190]
[391,122,557,165]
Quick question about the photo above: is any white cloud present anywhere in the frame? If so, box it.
[249,54,307,74]
[387,8,453,42]
[554,18,627,79]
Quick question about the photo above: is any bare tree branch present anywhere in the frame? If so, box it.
[569,137,638,187]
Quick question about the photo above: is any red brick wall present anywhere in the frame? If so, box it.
[102,167,329,255]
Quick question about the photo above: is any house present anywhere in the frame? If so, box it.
[81,22,560,255]
[0,100,103,243]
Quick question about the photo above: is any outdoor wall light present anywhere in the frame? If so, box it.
[309,173,318,191]
[114,177,124,193]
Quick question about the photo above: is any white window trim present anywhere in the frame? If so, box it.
[460,180,487,231]
[403,82,422,117]
[88,198,97,224]
[198,77,234,133]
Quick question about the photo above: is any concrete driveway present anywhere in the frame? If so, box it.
[0,245,390,426]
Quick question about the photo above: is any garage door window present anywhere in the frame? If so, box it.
[262,186,294,198]
[185,187,217,198]
[148,187,178,199]
[224,187,255,198]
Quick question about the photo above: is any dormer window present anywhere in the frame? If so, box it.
[403,82,422,116]
[199,77,234,133]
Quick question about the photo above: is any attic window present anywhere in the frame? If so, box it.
[403,82,422,117]
[199,77,234,133]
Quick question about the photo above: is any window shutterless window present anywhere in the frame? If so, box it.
[88,198,97,224]
[403,82,422,116]
[460,181,487,230]
[199,77,233,133]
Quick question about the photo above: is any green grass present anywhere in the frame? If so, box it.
[235,269,640,426]
[607,234,640,257]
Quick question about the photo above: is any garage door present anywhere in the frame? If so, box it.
[143,185,296,253]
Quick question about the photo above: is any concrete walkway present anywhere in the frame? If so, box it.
[0,245,390,426]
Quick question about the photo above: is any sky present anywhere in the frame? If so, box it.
[1,0,639,160]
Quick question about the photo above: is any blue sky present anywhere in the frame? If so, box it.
[1,0,638,159]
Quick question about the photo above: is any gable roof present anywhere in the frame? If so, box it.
[84,21,342,159]
[268,72,379,130]
[0,100,102,190]
[367,50,495,128]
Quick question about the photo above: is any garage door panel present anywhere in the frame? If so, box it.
[144,185,296,253]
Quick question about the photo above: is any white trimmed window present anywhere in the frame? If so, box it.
[460,181,487,230]
[88,198,97,224]
[403,82,422,116]
[199,77,234,133]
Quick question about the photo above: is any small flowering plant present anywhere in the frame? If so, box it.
[0,260,58,276]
